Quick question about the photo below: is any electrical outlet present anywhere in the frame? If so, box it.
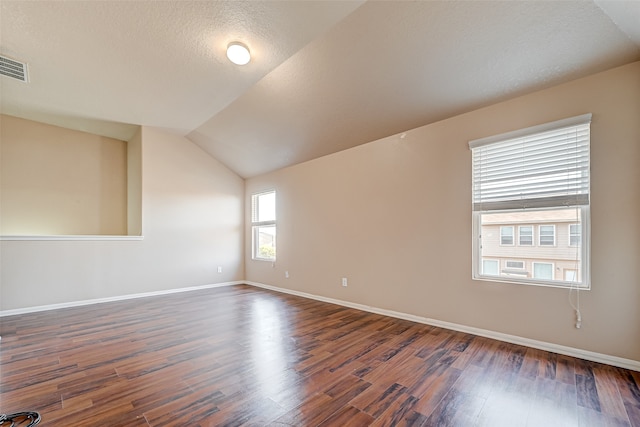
[285,271,289,278]
[342,277,348,287]
[217,266,222,273]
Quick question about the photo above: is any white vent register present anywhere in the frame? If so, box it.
[0,55,29,82]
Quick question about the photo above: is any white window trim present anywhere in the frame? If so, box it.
[469,113,592,149]
[251,190,276,262]
[538,224,556,247]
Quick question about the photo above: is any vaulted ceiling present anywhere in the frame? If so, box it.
[2,1,639,178]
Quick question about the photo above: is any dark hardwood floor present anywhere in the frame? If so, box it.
[1,284,639,426]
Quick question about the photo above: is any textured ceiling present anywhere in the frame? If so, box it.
[1,0,639,178]
[0,0,364,138]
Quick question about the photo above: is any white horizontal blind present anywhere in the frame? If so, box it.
[470,115,591,211]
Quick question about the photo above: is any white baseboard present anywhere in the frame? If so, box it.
[0,281,243,317]
[246,281,640,372]
[3,280,638,372]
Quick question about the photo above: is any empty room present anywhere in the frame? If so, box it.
[1,1,639,426]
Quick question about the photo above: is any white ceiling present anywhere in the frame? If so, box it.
[2,0,639,178]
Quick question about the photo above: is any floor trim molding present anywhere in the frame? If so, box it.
[4,280,638,371]
[0,281,242,317]
[246,281,640,372]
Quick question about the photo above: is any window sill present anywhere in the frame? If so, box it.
[473,275,590,291]
[0,235,144,241]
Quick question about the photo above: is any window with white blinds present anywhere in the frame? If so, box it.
[470,114,591,212]
[469,114,591,289]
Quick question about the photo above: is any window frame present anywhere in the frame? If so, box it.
[538,225,556,247]
[482,259,500,276]
[251,190,277,261]
[505,260,525,270]
[470,114,591,289]
[518,225,533,246]
[532,262,555,281]
[569,223,581,246]
[500,226,514,246]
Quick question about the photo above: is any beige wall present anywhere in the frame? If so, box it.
[0,127,244,310]
[245,61,640,361]
[0,115,128,235]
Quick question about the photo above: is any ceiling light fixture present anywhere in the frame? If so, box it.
[226,42,251,65]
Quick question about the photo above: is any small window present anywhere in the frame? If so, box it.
[506,260,525,269]
[482,259,499,276]
[251,190,276,261]
[569,224,581,246]
[500,226,514,245]
[518,226,533,246]
[539,225,555,246]
[564,269,578,282]
[533,262,554,280]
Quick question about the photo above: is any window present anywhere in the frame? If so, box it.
[539,225,555,246]
[500,226,514,245]
[482,259,499,276]
[564,269,578,281]
[470,114,591,288]
[533,262,554,280]
[518,226,533,246]
[569,224,581,246]
[251,190,276,261]
[506,260,524,269]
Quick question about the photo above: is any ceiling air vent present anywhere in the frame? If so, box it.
[0,55,29,82]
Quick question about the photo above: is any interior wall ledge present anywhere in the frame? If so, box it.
[0,235,144,241]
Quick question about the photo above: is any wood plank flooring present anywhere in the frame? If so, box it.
[1,284,639,426]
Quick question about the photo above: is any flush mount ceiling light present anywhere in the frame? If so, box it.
[226,42,251,65]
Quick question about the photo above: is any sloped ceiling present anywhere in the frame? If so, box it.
[1,0,639,178]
